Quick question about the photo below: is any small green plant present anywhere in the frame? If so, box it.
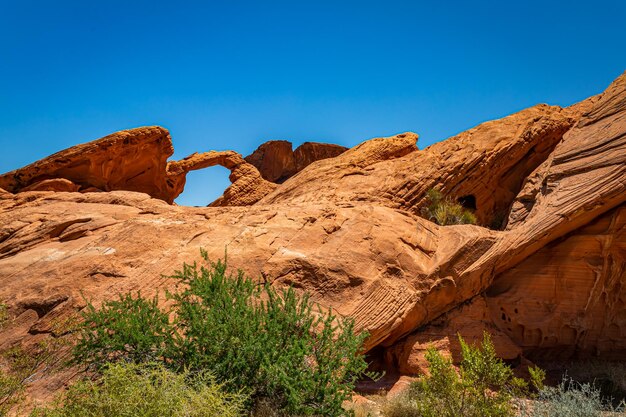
[73,251,371,416]
[521,376,626,417]
[421,189,477,226]
[528,365,546,392]
[0,370,25,417]
[30,362,245,417]
[0,303,9,330]
[384,332,531,417]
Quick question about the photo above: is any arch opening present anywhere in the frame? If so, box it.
[174,165,231,207]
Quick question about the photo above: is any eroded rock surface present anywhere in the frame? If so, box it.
[0,127,276,205]
[0,71,625,407]
[0,126,174,199]
[260,105,585,227]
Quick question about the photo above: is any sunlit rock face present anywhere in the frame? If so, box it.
[0,72,625,401]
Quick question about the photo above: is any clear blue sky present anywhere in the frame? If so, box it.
[1,1,625,206]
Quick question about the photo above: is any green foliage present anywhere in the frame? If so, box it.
[30,362,245,417]
[421,189,477,226]
[73,251,370,416]
[1,342,61,417]
[0,303,8,329]
[73,292,173,366]
[521,377,625,417]
[0,340,58,417]
[0,370,24,417]
[528,365,546,392]
[384,332,531,417]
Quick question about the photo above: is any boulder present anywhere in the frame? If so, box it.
[244,140,297,183]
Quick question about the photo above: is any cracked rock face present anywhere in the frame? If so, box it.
[0,71,625,405]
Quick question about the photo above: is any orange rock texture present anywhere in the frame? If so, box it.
[0,71,625,404]
[0,128,276,205]
[244,140,347,183]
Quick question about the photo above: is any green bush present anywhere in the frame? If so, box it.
[30,362,245,417]
[384,332,530,417]
[521,377,625,417]
[73,292,173,365]
[421,189,477,226]
[73,251,370,416]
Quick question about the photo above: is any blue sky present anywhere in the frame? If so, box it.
[1,1,625,206]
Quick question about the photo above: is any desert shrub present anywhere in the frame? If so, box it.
[30,362,245,417]
[522,376,625,417]
[73,251,370,416]
[73,292,173,365]
[384,332,530,417]
[562,360,626,404]
[421,189,477,226]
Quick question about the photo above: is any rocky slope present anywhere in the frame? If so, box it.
[0,71,624,405]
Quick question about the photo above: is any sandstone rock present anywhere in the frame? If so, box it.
[397,71,626,347]
[244,140,296,183]
[487,204,626,359]
[294,142,347,172]
[0,191,495,353]
[166,150,277,206]
[0,127,276,206]
[0,72,625,409]
[244,139,347,183]
[21,178,80,193]
[0,126,174,200]
[261,106,581,227]
[386,297,522,375]
[386,376,418,398]
[466,71,626,280]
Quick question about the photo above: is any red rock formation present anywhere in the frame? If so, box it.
[0,127,276,206]
[21,178,81,193]
[386,296,522,374]
[487,204,626,359]
[166,150,277,206]
[0,126,174,199]
[260,105,582,227]
[293,142,347,172]
[0,71,625,407]
[245,139,347,183]
[244,140,297,183]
